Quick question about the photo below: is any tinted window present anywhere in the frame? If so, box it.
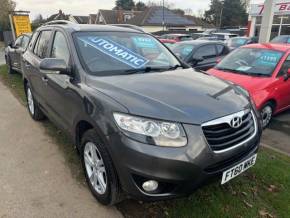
[216,44,228,56]
[21,36,30,49]
[271,36,288,43]
[51,32,70,65]
[14,36,22,47]
[216,48,284,76]
[179,36,193,41]
[194,45,216,58]
[34,31,52,59]
[28,32,39,51]
[172,44,195,60]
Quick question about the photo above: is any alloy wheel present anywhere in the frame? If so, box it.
[261,105,272,128]
[84,142,107,195]
[27,88,35,115]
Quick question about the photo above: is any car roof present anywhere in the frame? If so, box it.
[213,33,238,36]
[176,40,225,45]
[38,22,142,34]
[243,43,290,52]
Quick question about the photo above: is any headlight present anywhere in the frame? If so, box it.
[113,113,187,147]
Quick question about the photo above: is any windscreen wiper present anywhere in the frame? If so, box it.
[168,64,183,70]
[123,67,168,75]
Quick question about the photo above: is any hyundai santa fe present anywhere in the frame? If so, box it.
[21,21,262,205]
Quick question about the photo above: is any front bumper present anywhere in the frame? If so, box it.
[106,121,262,201]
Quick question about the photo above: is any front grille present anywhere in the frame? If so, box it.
[202,110,257,153]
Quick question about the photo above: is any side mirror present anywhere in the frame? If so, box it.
[40,58,70,75]
[284,68,290,81]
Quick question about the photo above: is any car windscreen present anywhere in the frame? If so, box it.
[73,31,180,76]
[228,38,248,48]
[172,44,195,60]
[215,48,284,76]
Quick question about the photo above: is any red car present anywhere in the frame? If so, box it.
[208,43,290,128]
[159,39,176,48]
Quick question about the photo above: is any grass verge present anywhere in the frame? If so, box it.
[1,65,290,218]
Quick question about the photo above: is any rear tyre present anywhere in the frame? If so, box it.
[81,129,122,205]
[260,102,274,129]
[25,83,45,121]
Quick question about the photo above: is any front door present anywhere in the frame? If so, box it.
[275,54,290,110]
[193,44,218,71]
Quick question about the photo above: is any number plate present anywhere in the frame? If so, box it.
[221,154,257,185]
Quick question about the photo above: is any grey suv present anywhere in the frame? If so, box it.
[21,21,262,205]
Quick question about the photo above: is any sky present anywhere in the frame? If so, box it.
[14,0,266,20]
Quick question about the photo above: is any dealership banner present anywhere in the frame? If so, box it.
[12,15,32,37]
[250,1,290,16]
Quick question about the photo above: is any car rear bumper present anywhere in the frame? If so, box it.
[107,122,261,201]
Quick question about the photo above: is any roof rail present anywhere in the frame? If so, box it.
[43,20,75,26]
[110,24,145,33]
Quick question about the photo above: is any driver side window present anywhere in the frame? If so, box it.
[278,55,290,77]
[194,45,216,59]
[51,31,70,65]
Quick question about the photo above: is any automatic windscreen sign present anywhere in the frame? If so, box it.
[78,37,149,69]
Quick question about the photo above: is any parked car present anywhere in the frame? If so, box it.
[227,37,258,51]
[271,35,290,44]
[172,40,230,71]
[208,43,290,128]
[5,33,31,74]
[159,38,176,48]
[22,21,261,205]
[159,34,193,42]
[200,33,239,42]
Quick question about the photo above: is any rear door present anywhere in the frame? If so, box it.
[216,44,229,60]
[10,36,23,69]
[192,44,218,71]
[42,30,74,130]
[23,30,53,108]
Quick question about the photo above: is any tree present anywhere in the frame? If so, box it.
[204,0,223,27]
[115,0,135,10]
[221,0,248,27]
[0,0,16,30]
[204,0,248,27]
[135,1,147,11]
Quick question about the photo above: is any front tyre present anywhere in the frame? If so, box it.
[25,84,45,121]
[260,102,274,128]
[81,130,122,205]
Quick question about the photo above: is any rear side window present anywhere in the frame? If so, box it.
[194,45,217,58]
[33,30,52,59]
[216,44,229,56]
[21,36,30,49]
[51,31,70,65]
[28,32,39,51]
[14,36,22,47]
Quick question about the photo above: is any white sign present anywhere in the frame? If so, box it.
[250,1,290,16]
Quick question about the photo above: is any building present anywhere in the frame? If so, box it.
[91,6,210,33]
[249,0,290,39]
[69,15,89,24]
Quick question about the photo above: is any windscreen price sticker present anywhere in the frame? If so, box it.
[79,37,149,68]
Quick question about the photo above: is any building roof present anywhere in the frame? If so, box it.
[125,6,195,27]
[183,15,214,28]
[71,15,89,24]
[98,9,142,24]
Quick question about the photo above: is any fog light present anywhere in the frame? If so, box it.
[142,180,158,192]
